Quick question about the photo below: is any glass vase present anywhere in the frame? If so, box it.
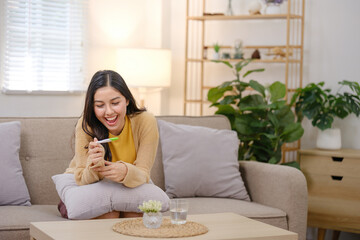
[143,212,162,229]
[225,0,233,16]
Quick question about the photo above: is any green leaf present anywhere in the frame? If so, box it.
[262,133,279,140]
[215,104,237,115]
[239,95,266,111]
[268,157,278,164]
[269,81,286,102]
[274,105,295,128]
[207,85,233,103]
[332,97,349,119]
[235,81,249,92]
[234,114,262,135]
[219,80,235,88]
[235,59,252,73]
[281,122,304,143]
[281,161,300,169]
[211,60,233,68]
[243,68,265,78]
[339,80,360,95]
[267,111,279,129]
[214,105,237,130]
[249,80,266,97]
[219,95,237,105]
[313,114,333,130]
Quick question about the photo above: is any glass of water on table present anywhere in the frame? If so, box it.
[170,199,189,224]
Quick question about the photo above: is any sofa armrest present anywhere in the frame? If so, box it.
[239,161,308,240]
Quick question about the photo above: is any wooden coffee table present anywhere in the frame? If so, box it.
[30,212,297,240]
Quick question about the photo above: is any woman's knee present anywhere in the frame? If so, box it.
[93,211,120,219]
[121,212,143,218]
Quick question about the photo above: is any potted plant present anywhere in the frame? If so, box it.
[138,200,163,229]
[208,59,304,168]
[213,42,221,60]
[290,80,360,149]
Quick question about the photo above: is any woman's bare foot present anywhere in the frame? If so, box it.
[121,212,143,218]
[93,211,120,219]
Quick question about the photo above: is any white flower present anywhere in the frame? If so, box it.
[138,200,162,213]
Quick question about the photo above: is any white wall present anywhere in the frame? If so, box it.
[301,0,360,150]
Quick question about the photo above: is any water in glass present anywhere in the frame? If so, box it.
[170,199,189,225]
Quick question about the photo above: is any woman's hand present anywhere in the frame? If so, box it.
[88,138,105,167]
[93,161,128,182]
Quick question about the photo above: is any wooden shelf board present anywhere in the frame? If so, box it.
[204,45,303,49]
[188,14,302,21]
[187,58,301,63]
[184,99,203,103]
[201,86,299,92]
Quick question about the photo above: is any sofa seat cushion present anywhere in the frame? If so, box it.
[0,205,66,231]
[165,198,288,230]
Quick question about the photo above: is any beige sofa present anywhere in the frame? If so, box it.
[0,115,308,240]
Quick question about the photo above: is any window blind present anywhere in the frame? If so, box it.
[1,0,88,94]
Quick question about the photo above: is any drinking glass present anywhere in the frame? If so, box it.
[170,199,189,225]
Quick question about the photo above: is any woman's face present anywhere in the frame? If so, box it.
[93,86,129,136]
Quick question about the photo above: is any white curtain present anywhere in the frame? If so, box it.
[1,0,88,94]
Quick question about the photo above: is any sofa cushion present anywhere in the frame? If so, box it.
[164,197,288,230]
[0,205,65,231]
[52,173,170,219]
[157,120,250,201]
[0,121,31,206]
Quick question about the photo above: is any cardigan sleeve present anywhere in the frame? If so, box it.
[120,112,159,188]
[65,117,105,185]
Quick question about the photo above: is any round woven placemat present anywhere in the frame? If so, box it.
[113,218,209,238]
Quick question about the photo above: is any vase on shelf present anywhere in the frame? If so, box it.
[143,212,162,229]
[264,2,281,14]
[225,0,233,16]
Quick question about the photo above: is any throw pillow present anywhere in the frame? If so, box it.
[0,121,31,206]
[157,119,250,201]
[52,173,170,219]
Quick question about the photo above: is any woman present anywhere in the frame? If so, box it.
[63,70,160,219]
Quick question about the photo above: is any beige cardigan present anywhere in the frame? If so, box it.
[65,112,159,188]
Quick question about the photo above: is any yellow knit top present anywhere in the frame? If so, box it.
[109,116,136,164]
[65,112,159,188]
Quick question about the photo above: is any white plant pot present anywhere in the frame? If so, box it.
[316,128,342,150]
[213,52,220,60]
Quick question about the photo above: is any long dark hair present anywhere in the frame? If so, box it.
[82,70,145,161]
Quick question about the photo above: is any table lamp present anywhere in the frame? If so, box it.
[117,48,171,107]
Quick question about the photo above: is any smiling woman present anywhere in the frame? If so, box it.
[57,70,167,219]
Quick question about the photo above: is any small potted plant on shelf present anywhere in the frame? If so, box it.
[213,42,221,60]
[138,200,163,229]
[290,80,360,150]
[208,59,304,168]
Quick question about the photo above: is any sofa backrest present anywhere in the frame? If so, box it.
[0,115,230,205]
[0,117,78,205]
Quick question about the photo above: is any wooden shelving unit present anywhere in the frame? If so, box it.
[184,0,305,162]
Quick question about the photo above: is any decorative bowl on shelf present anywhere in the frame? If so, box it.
[263,0,286,14]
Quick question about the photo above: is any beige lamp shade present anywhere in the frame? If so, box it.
[116,48,171,88]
